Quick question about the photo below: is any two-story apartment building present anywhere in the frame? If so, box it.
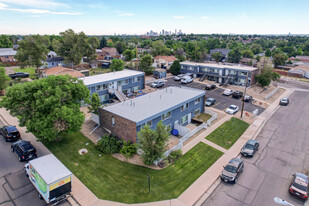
[180,61,259,86]
[99,86,205,142]
[81,70,145,104]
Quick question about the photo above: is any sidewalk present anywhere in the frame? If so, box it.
[0,87,293,206]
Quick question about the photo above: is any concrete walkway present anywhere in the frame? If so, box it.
[0,87,293,206]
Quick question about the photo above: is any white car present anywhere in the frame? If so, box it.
[226,105,239,114]
[174,74,185,81]
[181,76,193,84]
[223,89,234,96]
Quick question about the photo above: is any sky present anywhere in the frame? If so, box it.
[0,0,308,35]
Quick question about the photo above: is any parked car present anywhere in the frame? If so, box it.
[205,98,216,107]
[241,140,259,157]
[289,173,309,200]
[205,84,216,90]
[0,126,21,142]
[226,105,239,114]
[181,76,193,84]
[232,91,243,99]
[151,80,165,88]
[280,97,289,106]
[9,72,29,79]
[223,89,234,96]
[174,74,185,81]
[243,95,253,102]
[11,140,37,162]
[221,158,244,183]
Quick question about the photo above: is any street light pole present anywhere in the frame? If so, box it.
[240,72,249,119]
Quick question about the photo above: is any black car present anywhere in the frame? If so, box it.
[205,84,216,90]
[205,98,216,107]
[0,126,21,142]
[241,140,259,157]
[289,173,309,200]
[232,91,244,99]
[9,72,30,79]
[11,140,37,162]
[221,158,244,183]
[280,97,289,106]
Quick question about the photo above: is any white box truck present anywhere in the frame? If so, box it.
[24,154,72,204]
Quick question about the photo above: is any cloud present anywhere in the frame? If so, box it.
[174,16,185,19]
[201,16,209,20]
[0,3,82,15]
[119,13,134,16]
[0,0,66,8]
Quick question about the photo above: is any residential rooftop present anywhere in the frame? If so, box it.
[80,69,144,86]
[180,61,258,71]
[103,86,205,124]
[0,48,17,56]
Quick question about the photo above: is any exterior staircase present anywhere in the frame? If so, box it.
[115,90,128,102]
[199,73,207,82]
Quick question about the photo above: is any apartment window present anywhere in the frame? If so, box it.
[239,72,248,76]
[112,116,115,127]
[229,70,236,74]
[141,120,152,128]
[239,79,246,84]
[96,84,107,91]
[132,76,140,83]
[194,108,200,116]
[181,65,184,69]
[214,69,218,73]
[201,67,207,72]
[194,97,201,104]
[99,94,109,103]
[118,79,129,86]
[162,111,171,120]
[133,85,141,92]
[180,114,189,125]
[181,103,189,111]
[188,66,193,71]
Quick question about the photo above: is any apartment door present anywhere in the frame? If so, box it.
[188,113,191,124]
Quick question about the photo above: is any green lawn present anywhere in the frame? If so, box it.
[13,67,36,75]
[90,68,110,76]
[43,133,223,203]
[195,113,212,122]
[205,117,250,149]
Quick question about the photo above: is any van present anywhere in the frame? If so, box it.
[181,76,193,84]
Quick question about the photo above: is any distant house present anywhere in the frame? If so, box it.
[41,66,85,78]
[47,51,57,58]
[240,58,257,67]
[288,65,309,78]
[289,56,309,66]
[0,48,17,62]
[154,55,177,69]
[210,48,231,61]
[46,57,65,68]
[102,47,119,57]
[137,48,150,54]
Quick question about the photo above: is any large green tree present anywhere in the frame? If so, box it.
[15,35,50,74]
[242,50,254,58]
[138,121,169,165]
[123,49,135,61]
[0,67,9,95]
[88,92,100,114]
[273,53,288,67]
[115,41,125,54]
[110,59,124,71]
[170,60,181,75]
[0,75,90,141]
[151,40,170,56]
[255,57,280,87]
[53,29,99,65]
[139,55,153,75]
[99,36,107,49]
[228,47,242,63]
[211,52,222,63]
[0,35,13,48]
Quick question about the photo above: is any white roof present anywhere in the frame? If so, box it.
[0,48,17,56]
[80,69,144,86]
[103,86,205,123]
[180,61,258,72]
[29,154,72,185]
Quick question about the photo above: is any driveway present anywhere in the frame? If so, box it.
[0,120,70,206]
[147,77,265,115]
[202,90,309,206]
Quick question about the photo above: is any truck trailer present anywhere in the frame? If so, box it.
[24,154,72,204]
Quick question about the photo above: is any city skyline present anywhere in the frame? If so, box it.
[0,0,308,35]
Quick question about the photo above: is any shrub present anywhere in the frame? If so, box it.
[120,141,137,159]
[96,134,121,154]
[168,150,183,163]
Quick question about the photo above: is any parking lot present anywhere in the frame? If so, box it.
[147,77,265,115]
[0,120,70,206]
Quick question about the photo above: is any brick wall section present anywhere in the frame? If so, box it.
[274,70,303,78]
[250,69,259,85]
[99,108,137,142]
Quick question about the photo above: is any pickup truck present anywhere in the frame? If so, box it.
[9,72,30,79]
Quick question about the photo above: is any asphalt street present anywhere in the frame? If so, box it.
[148,78,265,115]
[202,90,309,206]
[278,79,309,90]
[0,120,70,206]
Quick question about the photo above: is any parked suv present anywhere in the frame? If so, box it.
[151,80,165,88]
[241,140,259,157]
[205,84,216,90]
[280,97,289,106]
[221,158,244,183]
[174,74,185,81]
[243,95,253,102]
[11,140,37,162]
[289,173,309,200]
[1,126,21,142]
[232,91,243,99]
[223,89,234,96]
[205,98,216,107]
[181,76,193,84]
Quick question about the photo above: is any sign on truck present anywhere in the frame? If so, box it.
[24,154,72,204]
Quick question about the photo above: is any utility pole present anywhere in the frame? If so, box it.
[240,72,249,119]
[136,45,138,71]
